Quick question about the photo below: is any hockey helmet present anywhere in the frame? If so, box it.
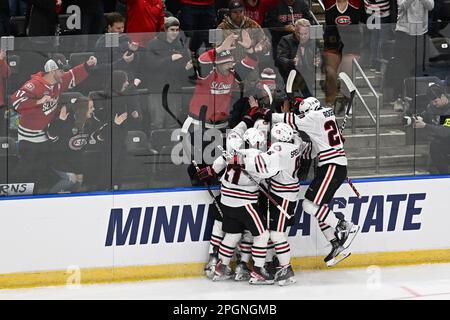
[226,131,244,154]
[243,127,266,150]
[271,123,294,142]
[298,97,320,117]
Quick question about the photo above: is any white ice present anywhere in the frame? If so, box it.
[0,263,449,300]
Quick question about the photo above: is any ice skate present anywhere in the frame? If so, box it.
[264,256,280,276]
[249,266,275,285]
[204,253,219,279]
[324,239,351,267]
[234,261,251,281]
[212,260,234,281]
[274,264,296,286]
[336,220,360,249]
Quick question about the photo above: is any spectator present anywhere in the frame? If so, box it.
[276,18,321,98]
[64,1,105,35]
[181,34,258,169]
[217,0,271,90]
[95,12,140,78]
[266,0,313,57]
[27,0,61,36]
[243,0,279,27]
[146,16,192,131]
[0,1,9,37]
[125,0,165,48]
[0,50,11,136]
[10,56,97,193]
[391,0,434,111]
[364,0,393,72]
[47,96,96,193]
[323,0,365,109]
[9,0,27,16]
[413,83,450,174]
[179,0,216,54]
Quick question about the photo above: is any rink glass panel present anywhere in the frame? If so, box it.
[1,24,448,197]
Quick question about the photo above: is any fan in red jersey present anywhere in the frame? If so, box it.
[323,0,365,108]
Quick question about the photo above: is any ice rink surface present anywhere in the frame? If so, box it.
[0,263,449,300]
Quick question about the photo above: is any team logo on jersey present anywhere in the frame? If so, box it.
[273,145,282,151]
[335,16,351,25]
[210,81,232,95]
[25,82,35,91]
[69,134,89,150]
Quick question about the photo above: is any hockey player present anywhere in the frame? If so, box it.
[198,121,274,284]
[242,122,311,285]
[271,97,360,266]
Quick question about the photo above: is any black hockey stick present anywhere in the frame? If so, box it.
[337,72,361,198]
[192,160,223,217]
[162,84,183,127]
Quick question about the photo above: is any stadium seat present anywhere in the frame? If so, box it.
[9,16,26,37]
[403,76,441,114]
[60,91,83,105]
[149,129,179,153]
[69,52,94,67]
[7,55,20,75]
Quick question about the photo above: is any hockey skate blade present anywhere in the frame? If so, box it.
[277,277,297,286]
[212,274,233,281]
[234,274,251,282]
[249,278,275,285]
[326,251,351,267]
[342,224,360,249]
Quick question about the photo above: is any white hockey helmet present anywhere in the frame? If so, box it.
[254,119,270,136]
[243,127,266,150]
[271,122,294,142]
[298,97,320,117]
[226,131,244,154]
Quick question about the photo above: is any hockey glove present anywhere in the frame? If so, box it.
[197,166,216,182]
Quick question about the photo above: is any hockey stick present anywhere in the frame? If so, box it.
[337,72,361,199]
[338,72,356,133]
[262,84,273,228]
[162,84,183,127]
[217,145,292,219]
[192,160,223,217]
[286,69,296,95]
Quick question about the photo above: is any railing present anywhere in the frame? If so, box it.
[352,58,381,174]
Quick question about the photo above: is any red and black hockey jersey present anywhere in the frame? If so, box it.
[188,49,258,124]
[11,64,89,143]
[324,0,365,53]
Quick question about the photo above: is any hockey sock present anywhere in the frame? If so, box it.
[319,222,337,242]
[265,240,275,262]
[270,231,291,266]
[239,230,253,263]
[209,220,224,255]
[218,233,241,266]
[252,230,270,268]
[303,199,340,229]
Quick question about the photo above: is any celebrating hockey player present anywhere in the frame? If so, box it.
[271,97,360,266]
[242,122,311,285]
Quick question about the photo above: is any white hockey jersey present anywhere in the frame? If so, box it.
[213,148,264,207]
[272,108,347,167]
[244,135,309,201]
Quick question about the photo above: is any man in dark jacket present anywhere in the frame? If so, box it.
[413,83,450,174]
[276,18,320,97]
[27,0,60,36]
[266,0,313,57]
[146,16,192,130]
